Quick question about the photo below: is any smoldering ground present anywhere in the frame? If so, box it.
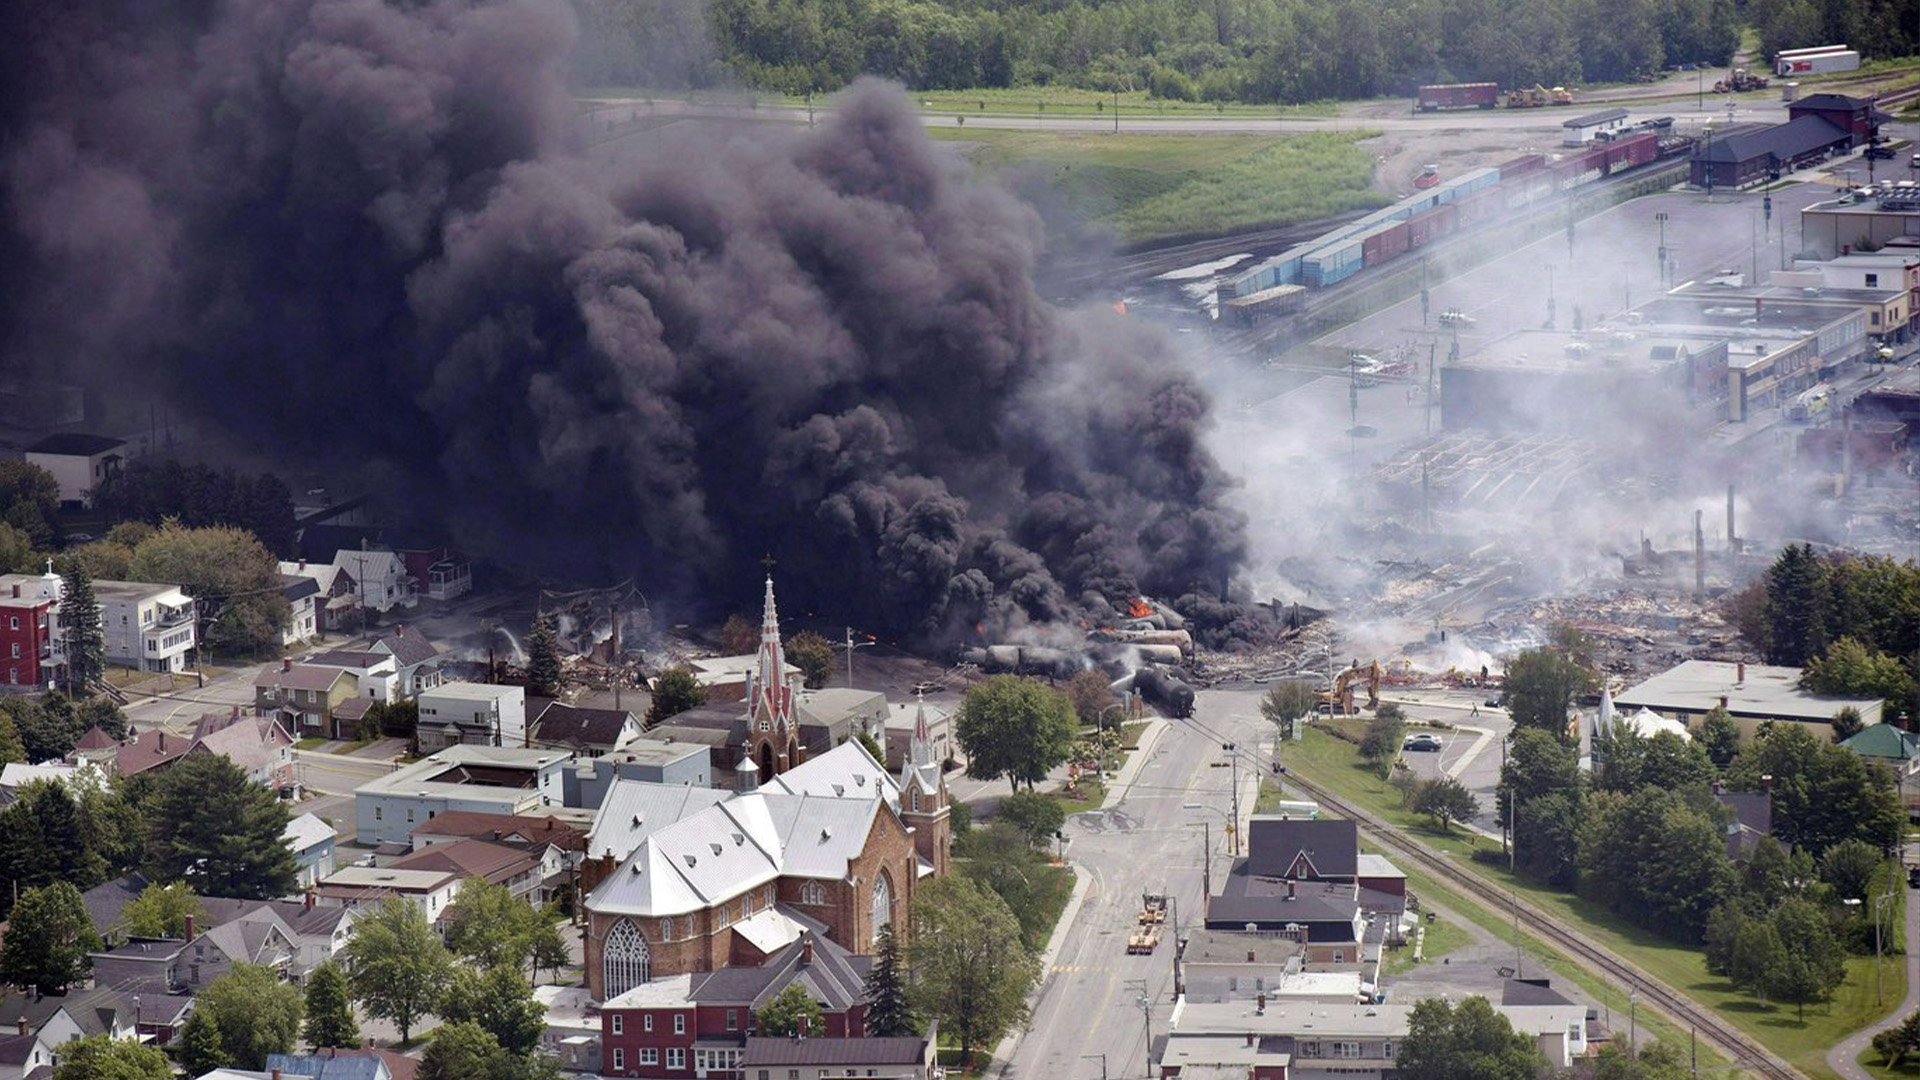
[0,0,1270,645]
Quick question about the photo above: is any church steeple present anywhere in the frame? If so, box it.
[747,576,800,776]
[898,692,950,876]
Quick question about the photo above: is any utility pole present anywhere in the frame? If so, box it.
[1511,890,1523,980]
[1629,989,1639,1057]
[842,627,874,689]
[1225,743,1241,857]
[1080,1055,1108,1080]
[1425,341,1436,435]
[1127,981,1152,1080]
[1113,89,1120,134]
[1655,211,1669,290]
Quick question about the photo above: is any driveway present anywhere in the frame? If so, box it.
[1825,836,1919,1080]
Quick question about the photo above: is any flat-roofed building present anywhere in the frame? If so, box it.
[354,745,574,845]
[1615,659,1884,742]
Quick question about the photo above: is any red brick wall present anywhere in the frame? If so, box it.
[0,600,50,687]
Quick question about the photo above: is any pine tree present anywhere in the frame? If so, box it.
[1762,543,1829,665]
[864,924,916,1036]
[525,612,562,698]
[57,558,106,694]
[143,753,297,899]
[174,1010,230,1077]
[0,882,99,992]
[303,962,361,1049]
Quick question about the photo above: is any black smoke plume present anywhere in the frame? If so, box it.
[1,0,1258,645]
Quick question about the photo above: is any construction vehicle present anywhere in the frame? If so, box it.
[1714,68,1770,93]
[1413,164,1440,189]
[1506,84,1573,108]
[1318,660,1383,715]
[1127,893,1168,953]
[1141,893,1168,924]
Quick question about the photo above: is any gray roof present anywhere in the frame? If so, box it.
[374,630,440,668]
[1207,871,1362,932]
[689,923,870,1011]
[1246,817,1358,879]
[1501,978,1575,1007]
[254,664,352,692]
[24,433,123,456]
[1697,115,1848,164]
[1615,660,1883,723]
[279,574,322,603]
[741,1035,928,1066]
[306,650,388,670]
[1565,108,1628,127]
[265,1052,387,1080]
[532,703,636,749]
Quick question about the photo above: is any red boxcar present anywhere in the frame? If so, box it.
[1497,154,1546,179]
[1408,203,1458,247]
[1417,83,1500,111]
[1456,185,1507,224]
[1361,220,1412,267]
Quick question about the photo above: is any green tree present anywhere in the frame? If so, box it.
[174,1009,231,1077]
[996,790,1066,847]
[1727,723,1903,856]
[0,523,36,575]
[127,522,289,656]
[6,696,86,763]
[957,823,1074,950]
[1697,706,1740,767]
[1514,790,1582,888]
[443,964,547,1054]
[865,924,916,1037]
[1592,1038,1693,1080]
[855,729,887,765]
[420,1021,504,1080]
[49,1034,172,1080]
[343,896,454,1043]
[76,698,129,741]
[0,882,99,992]
[645,667,706,728]
[524,612,562,699]
[954,676,1075,791]
[1394,996,1545,1080]
[1258,679,1319,735]
[1818,838,1881,901]
[0,778,103,900]
[1761,543,1830,665]
[909,875,1040,1064]
[787,630,834,689]
[304,961,361,1049]
[56,559,106,694]
[120,880,201,938]
[1830,705,1865,741]
[195,962,303,1068]
[143,751,297,898]
[68,541,134,581]
[1496,728,1579,822]
[1596,727,1713,795]
[0,461,60,548]
[1728,913,1786,996]
[0,709,23,766]
[1066,669,1118,727]
[755,982,826,1037]
[1503,634,1595,741]
[1766,896,1846,1018]
[529,914,570,984]
[1870,1010,1917,1069]
[1413,777,1479,832]
[1358,706,1405,775]
[1702,900,1747,976]
[1802,637,1917,726]
[1578,788,1734,938]
[445,878,546,973]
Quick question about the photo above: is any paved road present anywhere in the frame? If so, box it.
[294,748,397,797]
[995,690,1259,1080]
[1391,691,1513,833]
[1826,836,1919,1080]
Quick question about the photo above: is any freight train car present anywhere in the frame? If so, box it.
[1497,154,1546,179]
[1417,83,1501,111]
[1600,132,1658,174]
[1222,283,1307,324]
[1408,202,1458,246]
[1358,220,1412,267]
[1221,241,1319,298]
[1303,238,1365,286]
[1435,166,1502,202]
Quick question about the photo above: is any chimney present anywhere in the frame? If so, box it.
[14,1018,24,1036]
[9,585,16,599]
[396,624,405,637]
[1718,695,1728,709]
[1761,774,1773,796]
[283,657,293,672]
[157,731,166,752]
[1245,1032,1255,1047]
[273,1072,282,1080]
[304,891,315,911]
[298,559,306,571]
[231,704,241,720]
[1735,662,1745,684]
[800,933,814,967]
[1256,991,1266,1015]
[1286,880,1296,900]
[183,915,194,941]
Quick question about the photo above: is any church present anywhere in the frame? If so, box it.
[581,578,951,1001]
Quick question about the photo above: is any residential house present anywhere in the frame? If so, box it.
[311,866,463,926]
[23,433,127,509]
[285,812,339,888]
[352,746,579,846]
[265,1049,397,1080]
[0,1028,60,1080]
[410,811,586,903]
[94,580,196,673]
[332,549,414,614]
[0,570,64,691]
[416,682,527,751]
[737,1030,939,1080]
[367,627,444,698]
[190,709,296,791]
[1840,723,1920,820]
[304,650,400,704]
[563,741,714,808]
[255,661,360,740]
[81,875,355,982]
[68,725,119,770]
[532,703,643,757]
[88,914,297,994]
[385,836,553,905]
[279,574,321,646]
[0,761,102,803]
[598,926,876,1078]
[0,984,191,1059]
[535,985,601,1072]
[883,700,953,770]
[398,545,471,602]
[113,727,194,778]
[278,559,358,635]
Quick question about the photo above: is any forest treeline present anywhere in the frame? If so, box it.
[570,0,1915,102]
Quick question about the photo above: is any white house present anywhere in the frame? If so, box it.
[283,812,338,889]
[311,865,462,925]
[332,549,414,613]
[304,649,401,703]
[277,574,320,645]
[417,681,527,751]
[23,433,128,509]
[93,580,196,673]
[353,745,579,846]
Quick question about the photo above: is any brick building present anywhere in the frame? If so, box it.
[582,578,950,1002]
[0,570,61,690]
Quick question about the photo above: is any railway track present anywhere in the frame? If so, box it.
[1048,217,1364,293]
[1277,766,1804,1080]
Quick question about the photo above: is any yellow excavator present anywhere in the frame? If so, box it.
[1320,660,1383,715]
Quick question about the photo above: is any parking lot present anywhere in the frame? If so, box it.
[1387,688,1511,834]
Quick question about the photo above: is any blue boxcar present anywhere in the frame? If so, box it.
[1302,238,1363,286]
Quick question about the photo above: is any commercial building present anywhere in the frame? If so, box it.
[0,570,62,690]
[353,745,574,845]
[95,579,196,673]
[1690,115,1854,189]
[1562,107,1629,146]
[417,681,527,751]
[1801,183,1920,259]
[23,433,128,508]
[1788,92,1881,145]
[1440,327,1718,433]
[564,740,715,807]
[1614,659,1884,741]
[312,865,463,924]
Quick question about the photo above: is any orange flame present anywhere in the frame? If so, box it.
[1126,598,1154,619]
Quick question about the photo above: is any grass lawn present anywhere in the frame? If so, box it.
[329,737,380,754]
[935,1046,996,1078]
[1289,725,1907,1080]
[1380,908,1471,976]
[293,736,329,750]
[1856,1047,1915,1080]
[580,84,1344,119]
[1054,777,1108,815]
[1121,721,1151,750]
[929,127,1386,246]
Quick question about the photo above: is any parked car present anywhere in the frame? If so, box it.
[1865,145,1896,160]
[1484,693,1506,708]
[1439,309,1476,327]
[1404,733,1444,752]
